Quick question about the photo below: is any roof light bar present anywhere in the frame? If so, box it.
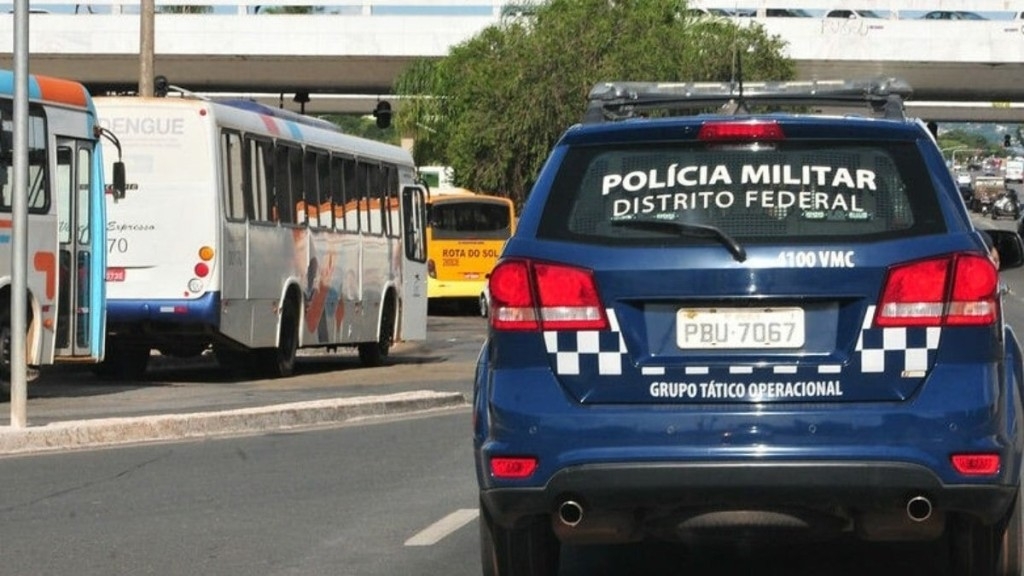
[583,77,912,123]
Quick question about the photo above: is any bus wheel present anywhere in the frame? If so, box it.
[359,296,394,367]
[257,300,298,378]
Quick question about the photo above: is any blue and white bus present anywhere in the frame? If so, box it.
[0,70,123,397]
[93,95,428,379]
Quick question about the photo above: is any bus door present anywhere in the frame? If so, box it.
[400,185,427,340]
[54,138,103,360]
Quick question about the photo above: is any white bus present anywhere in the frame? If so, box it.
[0,70,124,398]
[93,96,428,379]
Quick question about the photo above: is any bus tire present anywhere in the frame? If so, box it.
[257,299,298,378]
[358,295,395,367]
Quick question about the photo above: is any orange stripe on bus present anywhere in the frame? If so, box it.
[35,75,88,108]
[0,220,11,229]
[33,251,56,301]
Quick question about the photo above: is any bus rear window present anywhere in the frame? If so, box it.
[429,201,512,240]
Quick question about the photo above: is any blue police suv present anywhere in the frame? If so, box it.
[473,78,1024,575]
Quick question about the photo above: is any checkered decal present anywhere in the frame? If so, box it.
[543,309,627,376]
[855,305,941,374]
[543,305,941,377]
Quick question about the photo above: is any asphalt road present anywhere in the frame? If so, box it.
[4,278,1024,574]
[0,385,955,576]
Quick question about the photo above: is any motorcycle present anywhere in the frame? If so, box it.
[990,188,1021,220]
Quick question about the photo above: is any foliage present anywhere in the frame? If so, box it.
[393,0,794,207]
[157,5,213,13]
[322,114,401,145]
[938,128,1003,160]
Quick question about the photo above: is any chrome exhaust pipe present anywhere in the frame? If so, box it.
[558,500,584,527]
[906,496,933,522]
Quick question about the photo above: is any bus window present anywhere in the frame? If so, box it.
[315,152,332,229]
[290,147,304,225]
[271,143,297,224]
[222,131,247,221]
[384,165,400,238]
[357,161,374,234]
[342,156,359,232]
[330,155,348,231]
[430,201,512,238]
[0,108,49,213]
[303,149,320,227]
[247,137,273,223]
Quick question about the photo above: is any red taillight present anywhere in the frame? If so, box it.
[698,120,785,141]
[876,254,997,327]
[947,255,999,325]
[194,262,209,278]
[488,259,607,331]
[490,456,538,479]
[489,260,538,331]
[951,453,1001,476]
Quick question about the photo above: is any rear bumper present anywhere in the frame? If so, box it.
[480,460,1016,527]
[106,292,220,329]
[427,277,485,299]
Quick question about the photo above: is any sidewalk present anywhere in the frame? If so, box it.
[0,390,467,456]
[0,341,472,456]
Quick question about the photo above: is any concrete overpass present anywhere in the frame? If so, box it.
[1,0,1024,120]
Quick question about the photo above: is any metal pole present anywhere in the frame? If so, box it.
[140,0,154,97]
[10,0,28,428]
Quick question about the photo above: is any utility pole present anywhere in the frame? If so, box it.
[9,0,28,428]
[140,0,154,97]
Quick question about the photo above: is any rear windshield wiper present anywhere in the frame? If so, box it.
[610,219,748,263]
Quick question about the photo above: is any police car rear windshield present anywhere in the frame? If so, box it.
[539,140,945,244]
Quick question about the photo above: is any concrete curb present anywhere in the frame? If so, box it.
[0,390,467,456]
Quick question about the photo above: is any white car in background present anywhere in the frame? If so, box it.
[1006,158,1024,183]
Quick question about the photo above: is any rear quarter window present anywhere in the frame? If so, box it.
[539,140,946,245]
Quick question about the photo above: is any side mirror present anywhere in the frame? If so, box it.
[111,161,126,200]
[988,228,1024,271]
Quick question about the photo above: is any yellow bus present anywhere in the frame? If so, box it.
[426,188,515,315]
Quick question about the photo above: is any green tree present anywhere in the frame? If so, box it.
[394,0,794,207]
[157,5,213,13]
[322,114,400,144]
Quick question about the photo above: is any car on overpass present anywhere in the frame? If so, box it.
[920,10,986,20]
[824,9,885,19]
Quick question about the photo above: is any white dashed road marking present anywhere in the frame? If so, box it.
[405,508,479,547]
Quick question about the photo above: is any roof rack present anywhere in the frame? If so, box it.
[582,77,913,124]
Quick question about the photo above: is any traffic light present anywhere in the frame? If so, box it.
[373,101,392,129]
[154,75,169,98]
[1005,134,1012,147]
